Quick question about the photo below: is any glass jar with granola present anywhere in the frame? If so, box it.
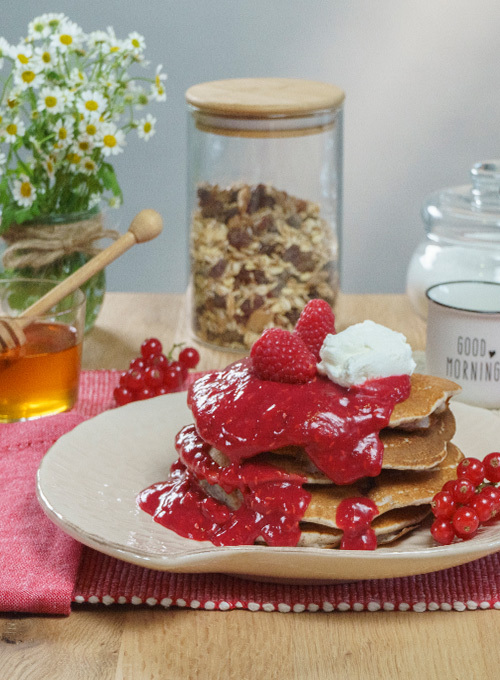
[185,78,345,351]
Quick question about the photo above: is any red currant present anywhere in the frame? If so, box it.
[124,368,146,391]
[179,346,200,369]
[164,364,184,389]
[450,478,476,504]
[470,492,495,522]
[452,506,480,539]
[431,491,457,519]
[113,386,134,406]
[170,359,188,381]
[479,485,500,513]
[129,357,146,371]
[457,457,486,485]
[148,353,171,370]
[155,386,171,396]
[483,453,500,483]
[144,366,164,389]
[140,337,163,359]
[136,386,156,400]
[430,518,455,545]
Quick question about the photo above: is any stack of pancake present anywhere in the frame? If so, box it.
[194,373,463,548]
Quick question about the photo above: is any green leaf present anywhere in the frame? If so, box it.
[98,162,123,199]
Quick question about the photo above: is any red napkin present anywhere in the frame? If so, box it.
[0,412,85,614]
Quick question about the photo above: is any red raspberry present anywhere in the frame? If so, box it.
[294,299,336,361]
[250,328,316,383]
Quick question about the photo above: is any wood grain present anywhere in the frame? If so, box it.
[2,291,498,680]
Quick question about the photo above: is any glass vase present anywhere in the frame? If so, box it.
[0,208,107,332]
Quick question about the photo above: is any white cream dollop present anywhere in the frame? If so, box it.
[317,320,416,388]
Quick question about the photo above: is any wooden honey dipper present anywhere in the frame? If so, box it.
[0,209,163,352]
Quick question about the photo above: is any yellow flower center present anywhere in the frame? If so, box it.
[22,71,36,84]
[132,38,140,48]
[103,134,116,148]
[60,34,73,46]
[58,128,67,140]
[17,54,30,65]
[68,153,81,164]
[143,122,151,133]
[86,124,97,135]
[45,96,57,108]
[84,161,95,171]
[6,123,18,136]
[85,100,99,112]
[46,160,54,173]
[42,51,51,63]
[7,99,17,109]
[20,182,32,198]
[79,141,90,151]
[110,46,119,53]
[33,22,44,34]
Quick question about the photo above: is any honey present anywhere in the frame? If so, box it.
[0,321,81,422]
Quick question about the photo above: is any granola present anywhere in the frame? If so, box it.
[190,182,339,350]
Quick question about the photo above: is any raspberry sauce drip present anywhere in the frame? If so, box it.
[188,358,410,485]
[138,424,311,547]
[335,497,379,550]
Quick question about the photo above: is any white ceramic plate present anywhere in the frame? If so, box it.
[37,393,500,582]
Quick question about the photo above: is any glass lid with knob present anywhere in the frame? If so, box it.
[407,160,500,319]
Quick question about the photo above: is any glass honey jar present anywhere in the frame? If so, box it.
[185,77,345,351]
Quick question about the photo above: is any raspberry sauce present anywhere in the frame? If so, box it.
[137,359,410,550]
[188,358,410,485]
[335,497,379,550]
[138,424,311,546]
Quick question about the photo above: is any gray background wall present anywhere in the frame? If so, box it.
[2,1,499,294]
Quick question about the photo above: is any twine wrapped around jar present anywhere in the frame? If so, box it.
[1,212,120,271]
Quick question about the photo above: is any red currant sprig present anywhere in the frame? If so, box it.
[113,338,200,406]
[430,453,500,545]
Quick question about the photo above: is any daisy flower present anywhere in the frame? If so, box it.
[78,118,103,142]
[88,192,101,208]
[77,90,107,119]
[53,116,74,148]
[50,20,84,52]
[13,63,43,90]
[10,43,33,67]
[12,174,37,208]
[81,157,97,175]
[126,32,145,55]
[151,64,167,102]
[37,86,67,114]
[0,37,11,64]
[68,68,87,88]
[65,151,82,171]
[42,155,56,179]
[100,27,125,55]
[33,45,57,71]
[3,117,26,143]
[108,195,122,209]
[99,122,126,156]
[137,114,156,141]
[72,137,94,155]
[28,13,66,40]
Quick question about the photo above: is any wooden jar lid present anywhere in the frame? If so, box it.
[185,78,345,118]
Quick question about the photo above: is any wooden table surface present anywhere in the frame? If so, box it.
[2,291,500,680]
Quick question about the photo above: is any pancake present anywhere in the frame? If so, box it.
[207,406,456,482]
[199,444,463,547]
[302,443,462,529]
[389,373,460,428]
[298,506,431,548]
